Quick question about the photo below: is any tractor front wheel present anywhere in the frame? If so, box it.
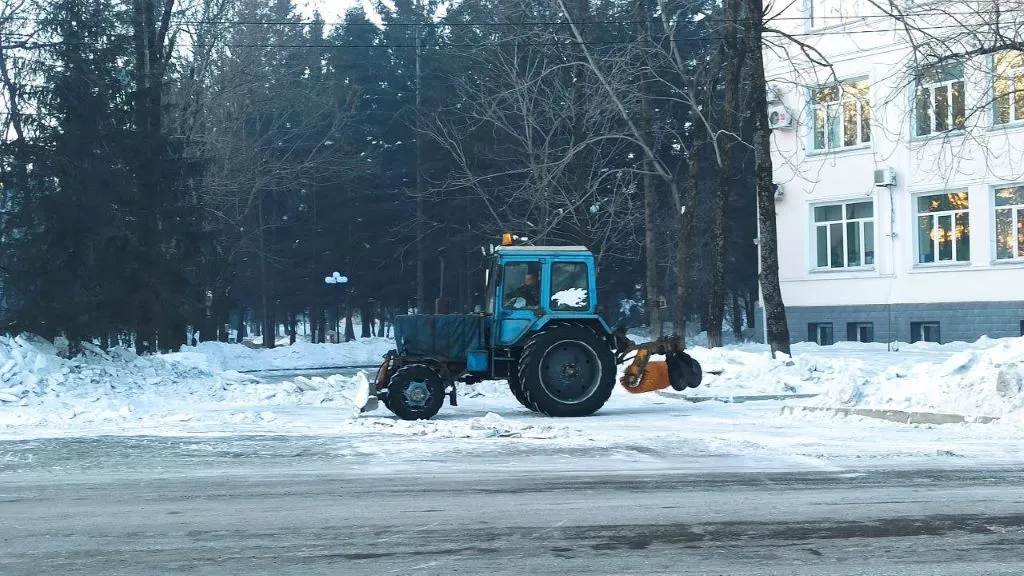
[387,364,446,420]
[518,325,616,417]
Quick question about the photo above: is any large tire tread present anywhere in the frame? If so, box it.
[518,324,616,417]
[387,364,446,421]
[507,371,537,411]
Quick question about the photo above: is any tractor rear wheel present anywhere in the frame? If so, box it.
[518,325,616,417]
[387,364,446,420]
[507,372,537,411]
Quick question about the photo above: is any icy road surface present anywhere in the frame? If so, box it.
[1,435,1023,575]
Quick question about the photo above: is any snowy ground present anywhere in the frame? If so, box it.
[0,333,1022,465]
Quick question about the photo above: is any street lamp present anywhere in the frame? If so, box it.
[324,271,349,286]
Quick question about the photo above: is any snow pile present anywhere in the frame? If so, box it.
[684,344,868,397]
[0,334,374,436]
[0,334,212,407]
[812,338,1024,419]
[166,338,394,372]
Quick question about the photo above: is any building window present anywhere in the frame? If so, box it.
[915,63,966,136]
[808,322,834,345]
[810,0,865,27]
[911,321,940,344]
[994,51,1024,125]
[916,192,970,264]
[811,80,871,150]
[994,185,1024,260]
[813,201,874,269]
[847,322,874,343]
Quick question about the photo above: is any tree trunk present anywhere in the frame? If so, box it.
[361,303,373,338]
[731,293,744,340]
[635,0,663,339]
[344,303,356,342]
[707,0,746,349]
[414,0,426,313]
[236,307,247,343]
[745,0,791,355]
[674,143,701,336]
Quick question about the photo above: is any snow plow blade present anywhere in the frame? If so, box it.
[358,354,393,414]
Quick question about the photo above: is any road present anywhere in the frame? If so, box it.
[2,435,1023,575]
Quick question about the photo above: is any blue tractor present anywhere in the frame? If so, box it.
[373,240,702,420]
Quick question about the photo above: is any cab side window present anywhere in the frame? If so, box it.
[550,262,590,311]
[501,262,541,309]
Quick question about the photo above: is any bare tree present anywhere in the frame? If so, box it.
[707,0,748,348]
[426,18,646,269]
[746,0,791,355]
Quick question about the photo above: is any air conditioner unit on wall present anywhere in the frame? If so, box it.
[768,105,793,130]
[766,84,782,104]
[874,166,897,187]
[773,183,784,201]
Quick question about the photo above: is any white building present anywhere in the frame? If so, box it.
[761,2,1024,345]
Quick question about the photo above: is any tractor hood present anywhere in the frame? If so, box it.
[393,314,487,362]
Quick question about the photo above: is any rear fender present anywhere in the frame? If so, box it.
[530,316,613,338]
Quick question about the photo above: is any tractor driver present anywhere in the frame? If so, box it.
[506,270,540,308]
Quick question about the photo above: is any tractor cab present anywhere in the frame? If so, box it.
[485,245,607,348]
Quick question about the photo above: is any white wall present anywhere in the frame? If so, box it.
[762,3,1024,308]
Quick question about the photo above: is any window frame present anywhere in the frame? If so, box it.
[808,322,835,345]
[993,51,1024,126]
[499,260,542,310]
[913,63,966,137]
[810,199,876,271]
[847,322,874,343]
[913,191,971,266]
[809,77,872,151]
[993,185,1024,261]
[911,321,941,344]
[548,261,592,312]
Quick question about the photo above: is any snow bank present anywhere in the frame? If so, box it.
[679,336,1024,420]
[0,334,376,437]
[166,338,394,372]
[811,338,1024,420]
[684,344,866,397]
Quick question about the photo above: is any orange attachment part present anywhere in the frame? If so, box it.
[619,348,650,390]
[621,361,672,394]
[374,358,391,391]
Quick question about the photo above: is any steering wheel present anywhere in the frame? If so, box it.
[505,296,527,309]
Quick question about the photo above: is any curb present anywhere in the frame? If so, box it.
[780,405,1000,425]
[655,391,820,403]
